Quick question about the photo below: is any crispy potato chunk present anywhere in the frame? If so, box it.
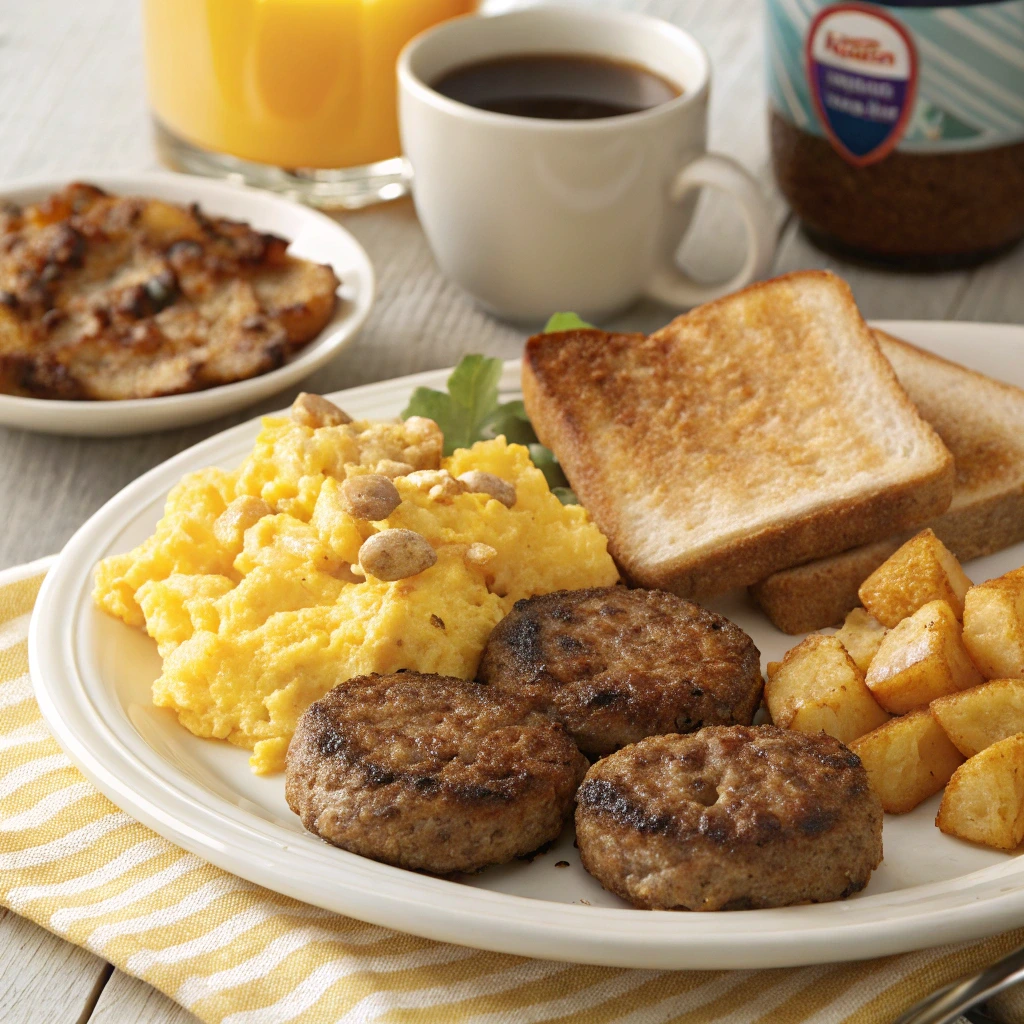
[962,568,1024,680]
[865,600,983,714]
[936,734,1024,850]
[931,679,1024,758]
[835,608,888,673]
[858,529,972,628]
[850,708,964,814]
[765,634,889,744]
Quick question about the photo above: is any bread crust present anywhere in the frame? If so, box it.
[523,271,954,599]
[750,540,900,635]
[752,331,1024,632]
[631,472,951,598]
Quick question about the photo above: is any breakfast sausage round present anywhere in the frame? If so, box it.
[285,672,588,875]
[477,587,763,757]
[575,725,883,911]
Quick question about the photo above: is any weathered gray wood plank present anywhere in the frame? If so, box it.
[771,221,979,323]
[0,909,110,1024]
[950,243,1024,325]
[88,970,198,1024]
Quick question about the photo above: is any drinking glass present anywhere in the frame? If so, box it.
[144,0,477,208]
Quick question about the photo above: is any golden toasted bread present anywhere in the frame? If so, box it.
[752,331,1024,632]
[0,182,338,400]
[522,272,954,598]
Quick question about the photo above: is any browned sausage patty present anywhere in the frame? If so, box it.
[285,672,588,875]
[575,726,883,910]
[477,588,763,756]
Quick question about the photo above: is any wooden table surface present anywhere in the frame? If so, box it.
[1,0,1021,1020]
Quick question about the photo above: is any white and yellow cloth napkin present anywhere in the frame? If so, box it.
[3,556,1024,1024]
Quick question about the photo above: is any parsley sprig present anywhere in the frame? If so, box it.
[400,313,594,504]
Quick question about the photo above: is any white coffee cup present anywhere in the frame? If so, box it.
[398,6,775,323]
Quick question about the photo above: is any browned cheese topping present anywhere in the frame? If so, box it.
[0,182,339,400]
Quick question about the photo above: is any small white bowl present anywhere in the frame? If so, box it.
[0,172,375,436]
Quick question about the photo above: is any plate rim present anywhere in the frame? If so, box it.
[0,170,376,435]
[28,319,1024,970]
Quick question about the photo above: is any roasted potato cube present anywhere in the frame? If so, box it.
[865,600,983,714]
[858,528,972,628]
[936,733,1024,850]
[931,678,1024,758]
[764,634,889,745]
[850,708,964,814]
[962,568,1024,680]
[835,608,888,673]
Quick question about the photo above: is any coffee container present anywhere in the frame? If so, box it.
[766,0,1024,268]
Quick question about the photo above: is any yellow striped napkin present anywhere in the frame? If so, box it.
[3,558,1024,1024]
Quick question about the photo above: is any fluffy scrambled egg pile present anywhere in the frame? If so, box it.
[94,411,619,773]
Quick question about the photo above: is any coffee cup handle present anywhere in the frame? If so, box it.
[644,153,775,309]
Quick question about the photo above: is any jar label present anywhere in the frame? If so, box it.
[767,0,1024,158]
[807,5,917,164]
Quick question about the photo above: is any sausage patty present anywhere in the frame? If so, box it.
[477,587,763,756]
[285,672,588,875]
[575,725,883,910]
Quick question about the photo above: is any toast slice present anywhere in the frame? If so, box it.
[522,272,954,598]
[752,330,1024,633]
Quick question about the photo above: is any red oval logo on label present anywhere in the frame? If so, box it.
[806,3,918,167]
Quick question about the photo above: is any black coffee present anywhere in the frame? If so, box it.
[433,53,681,120]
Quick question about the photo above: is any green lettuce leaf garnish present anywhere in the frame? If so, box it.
[486,398,537,447]
[402,355,524,457]
[402,344,579,503]
[542,311,595,333]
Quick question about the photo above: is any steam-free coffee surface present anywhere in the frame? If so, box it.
[433,54,681,120]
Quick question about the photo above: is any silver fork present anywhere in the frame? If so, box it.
[894,944,1024,1024]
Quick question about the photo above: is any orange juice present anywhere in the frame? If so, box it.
[144,0,476,170]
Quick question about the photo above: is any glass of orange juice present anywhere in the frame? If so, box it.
[144,0,477,208]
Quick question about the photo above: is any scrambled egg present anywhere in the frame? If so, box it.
[94,414,619,773]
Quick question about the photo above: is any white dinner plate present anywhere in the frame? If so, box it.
[29,320,1024,970]
[0,172,375,436]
